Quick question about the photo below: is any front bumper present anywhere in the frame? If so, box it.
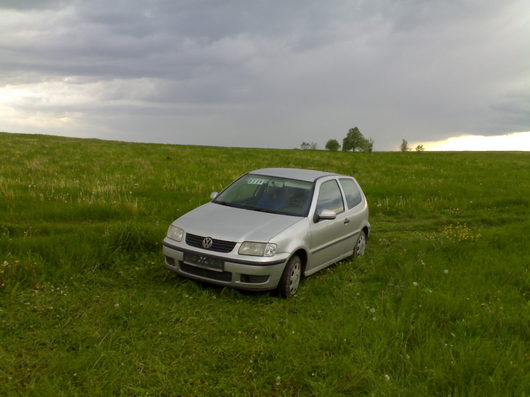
[162,238,288,291]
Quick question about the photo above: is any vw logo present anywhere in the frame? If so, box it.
[202,237,213,249]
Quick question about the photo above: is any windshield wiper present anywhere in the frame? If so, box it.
[214,201,253,210]
[245,206,270,213]
[215,201,291,215]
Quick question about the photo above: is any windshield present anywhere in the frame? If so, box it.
[214,174,314,216]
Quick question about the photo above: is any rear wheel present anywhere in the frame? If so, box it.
[353,230,367,258]
[278,255,302,298]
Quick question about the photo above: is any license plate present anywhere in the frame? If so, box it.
[183,253,224,271]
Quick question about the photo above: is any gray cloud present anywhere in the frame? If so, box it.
[0,0,66,10]
[1,0,529,149]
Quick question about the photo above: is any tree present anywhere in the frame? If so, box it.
[360,138,374,153]
[342,127,364,152]
[300,142,317,150]
[400,139,409,152]
[415,144,425,152]
[325,139,341,151]
[342,127,374,152]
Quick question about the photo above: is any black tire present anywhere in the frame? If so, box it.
[278,255,302,298]
[353,230,367,258]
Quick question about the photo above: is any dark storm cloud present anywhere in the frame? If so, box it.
[491,91,530,130]
[1,0,356,79]
[1,0,529,149]
[0,0,66,10]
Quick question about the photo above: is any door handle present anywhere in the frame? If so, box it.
[344,218,350,224]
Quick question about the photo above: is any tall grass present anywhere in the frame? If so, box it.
[0,132,528,396]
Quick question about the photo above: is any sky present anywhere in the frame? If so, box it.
[1,0,529,151]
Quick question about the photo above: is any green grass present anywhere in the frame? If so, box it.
[0,132,529,396]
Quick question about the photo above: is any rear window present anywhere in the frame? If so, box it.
[339,178,362,208]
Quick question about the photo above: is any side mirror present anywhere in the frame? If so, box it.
[210,192,218,200]
[314,209,336,222]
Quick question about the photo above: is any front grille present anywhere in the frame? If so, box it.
[180,262,232,282]
[186,233,237,253]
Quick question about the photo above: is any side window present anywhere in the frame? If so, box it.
[316,180,344,214]
[339,178,362,209]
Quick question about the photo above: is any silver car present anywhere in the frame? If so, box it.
[163,168,370,297]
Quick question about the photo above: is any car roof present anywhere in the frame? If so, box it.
[249,168,341,182]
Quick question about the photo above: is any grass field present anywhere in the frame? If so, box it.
[0,131,529,396]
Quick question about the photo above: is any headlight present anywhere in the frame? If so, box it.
[239,242,277,257]
[167,225,184,242]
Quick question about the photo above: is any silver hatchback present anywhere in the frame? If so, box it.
[163,168,370,297]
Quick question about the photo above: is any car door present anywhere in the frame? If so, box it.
[307,178,355,273]
[338,177,366,243]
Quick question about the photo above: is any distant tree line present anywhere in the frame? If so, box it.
[400,138,425,152]
[299,129,425,152]
[299,141,318,150]
[323,127,374,152]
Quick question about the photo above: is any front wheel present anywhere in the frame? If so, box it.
[353,230,367,258]
[278,255,302,298]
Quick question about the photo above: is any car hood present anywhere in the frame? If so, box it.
[174,202,304,242]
